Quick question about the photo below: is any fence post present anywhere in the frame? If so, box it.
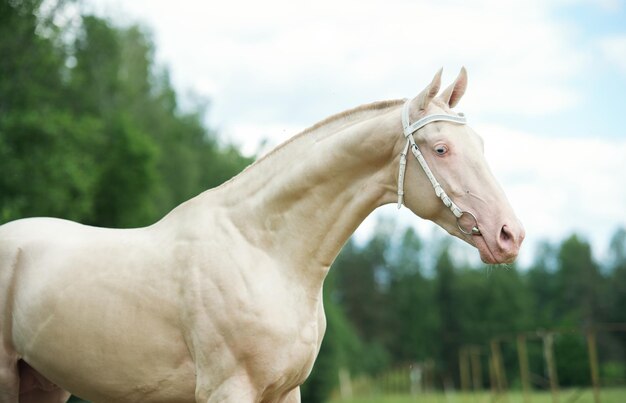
[542,332,559,403]
[460,347,471,392]
[490,338,509,402]
[489,350,497,396]
[410,364,422,395]
[470,347,482,391]
[424,359,435,392]
[586,329,601,403]
[517,334,531,403]
[338,367,353,399]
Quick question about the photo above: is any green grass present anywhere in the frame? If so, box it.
[329,387,626,403]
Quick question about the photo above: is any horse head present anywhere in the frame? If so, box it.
[399,68,525,264]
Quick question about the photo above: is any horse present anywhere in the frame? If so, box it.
[0,68,524,403]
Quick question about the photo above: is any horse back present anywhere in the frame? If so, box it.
[0,217,196,402]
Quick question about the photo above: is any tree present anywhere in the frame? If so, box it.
[433,243,462,387]
[605,228,626,367]
[607,228,626,324]
[0,0,106,224]
[0,0,68,113]
[386,228,438,363]
[555,235,604,326]
[526,241,559,327]
[608,227,626,269]
[0,110,102,222]
[334,232,389,345]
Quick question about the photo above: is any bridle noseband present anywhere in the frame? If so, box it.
[397,98,481,236]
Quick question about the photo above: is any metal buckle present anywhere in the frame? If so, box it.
[457,211,481,235]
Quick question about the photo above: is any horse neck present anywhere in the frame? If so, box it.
[217,102,403,275]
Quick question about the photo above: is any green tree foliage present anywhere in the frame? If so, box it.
[304,225,626,400]
[554,333,591,386]
[555,235,606,327]
[0,0,100,222]
[605,228,626,374]
[386,229,438,363]
[527,242,559,327]
[0,0,253,227]
[0,110,102,221]
[433,244,462,385]
[608,228,626,323]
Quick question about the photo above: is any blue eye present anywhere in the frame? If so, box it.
[435,144,448,155]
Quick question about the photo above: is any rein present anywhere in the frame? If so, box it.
[397,99,481,236]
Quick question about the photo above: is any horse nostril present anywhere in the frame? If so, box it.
[501,226,510,240]
[494,223,524,264]
[499,225,513,245]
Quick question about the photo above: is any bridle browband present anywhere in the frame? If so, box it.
[397,98,481,236]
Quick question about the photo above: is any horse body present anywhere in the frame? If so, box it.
[1,218,196,402]
[1,201,326,402]
[0,69,524,402]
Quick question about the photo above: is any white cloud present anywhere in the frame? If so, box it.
[599,35,626,74]
[89,0,587,130]
[585,0,623,12]
[479,123,626,258]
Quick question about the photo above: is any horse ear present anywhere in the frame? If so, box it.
[438,67,468,108]
[415,68,443,110]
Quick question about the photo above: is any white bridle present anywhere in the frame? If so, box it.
[397,98,481,236]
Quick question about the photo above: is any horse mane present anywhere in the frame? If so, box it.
[300,99,403,135]
[216,99,403,190]
[254,99,403,164]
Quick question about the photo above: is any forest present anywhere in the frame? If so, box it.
[2,1,625,402]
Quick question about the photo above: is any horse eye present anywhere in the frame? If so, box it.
[435,145,448,155]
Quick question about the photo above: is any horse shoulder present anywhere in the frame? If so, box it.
[175,228,324,399]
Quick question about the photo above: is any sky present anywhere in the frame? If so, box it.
[86,0,626,266]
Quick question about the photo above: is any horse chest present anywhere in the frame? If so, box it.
[241,302,323,395]
[183,251,325,395]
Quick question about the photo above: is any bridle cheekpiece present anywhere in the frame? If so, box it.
[397,98,481,236]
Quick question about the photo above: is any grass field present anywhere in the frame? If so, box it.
[329,388,626,403]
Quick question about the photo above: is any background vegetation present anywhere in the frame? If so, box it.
[0,0,252,227]
[2,1,625,402]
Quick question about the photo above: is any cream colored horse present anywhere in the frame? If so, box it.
[0,68,524,403]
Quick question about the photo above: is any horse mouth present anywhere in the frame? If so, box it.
[471,234,500,264]
[472,232,522,264]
